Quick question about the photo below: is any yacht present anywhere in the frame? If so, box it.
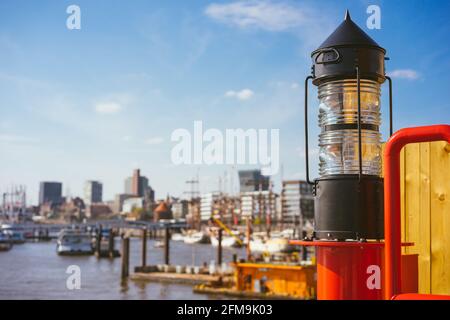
[1,224,26,244]
[183,230,210,244]
[171,233,185,242]
[0,230,13,251]
[56,229,94,255]
[249,233,295,254]
[209,228,243,248]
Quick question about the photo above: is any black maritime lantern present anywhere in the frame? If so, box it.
[304,10,393,240]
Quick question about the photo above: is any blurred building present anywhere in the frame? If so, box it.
[124,169,155,218]
[84,180,102,205]
[114,194,134,213]
[86,203,113,220]
[185,198,201,228]
[238,169,269,193]
[240,190,277,223]
[122,197,144,214]
[153,201,173,221]
[124,169,155,200]
[39,182,62,206]
[170,198,189,220]
[200,192,221,222]
[281,180,314,227]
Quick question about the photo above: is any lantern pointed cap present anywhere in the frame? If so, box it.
[315,10,384,52]
[344,9,351,21]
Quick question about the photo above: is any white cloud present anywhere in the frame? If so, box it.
[144,137,164,145]
[94,102,122,114]
[205,0,307,31]
[225,89,254,100]
[121,135,132,142]
[291,82,299,89]
[387,69,419,80]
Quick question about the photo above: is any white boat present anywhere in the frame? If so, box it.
[1,224,26,244]
[249,237,267,253]
[154,240,164,248]
[249,236,294,254]
[183,231,210,244]
[265,238,295,253]
[209,229,243,248]
[0,230,13,251]
[210,234,242,248]
[57,229,94,255]
[171,233,185,242]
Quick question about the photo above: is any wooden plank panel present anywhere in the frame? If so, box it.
[381,143,386,177]
[404,143,420,256]
[418,143,431,293]
[400,146,406,253]
[430,141,450,294]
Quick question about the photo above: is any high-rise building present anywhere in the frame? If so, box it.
[240,190,276,221]
[114,193,135,213]
[170,198,189,220]
[84,180,103,205]
[124,169,155,201]
[200,192,221,221]
[39,182,62,205]
[238,169,269,193]
[281,180,314,225]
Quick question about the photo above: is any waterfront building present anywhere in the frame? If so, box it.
[239,190,277,225]
[238,169,269,193]
[86,203,113,220]
[122,197,144,214]
[113,193,134,213]
[39,182,62,206]
[153,201,173,221]
[281,180,314,229]
[83,180,102,205]
[170,198,189,220]
[124,169,155,200]
[200,192,221,221]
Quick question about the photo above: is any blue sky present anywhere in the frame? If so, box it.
[0,0,449,205]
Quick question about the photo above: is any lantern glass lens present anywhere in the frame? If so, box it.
[318,79,381,176]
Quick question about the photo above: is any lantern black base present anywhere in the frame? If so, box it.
[313,175,384,241]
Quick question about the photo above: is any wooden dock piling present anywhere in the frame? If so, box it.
[96,225,102,255]
[121,237,130,279]
[108,229,115,258]
[246,218,251,261]
[141,227,147,267]
[217,228,223,266]
[164,227,170,265]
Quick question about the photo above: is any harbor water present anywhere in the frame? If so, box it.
[0,238,246,300]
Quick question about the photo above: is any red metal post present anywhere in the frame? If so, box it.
[384,124,450,300]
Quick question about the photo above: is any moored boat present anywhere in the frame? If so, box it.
[183,231,210,244]
[0,230,13,251]
[171,233,185,242]
[1,224,26,244]
[209,228,243,248]
[249,235,295,254]
[210,234,242,248]
[56,229,94,256]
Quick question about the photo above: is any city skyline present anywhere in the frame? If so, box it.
[1,1,449,205]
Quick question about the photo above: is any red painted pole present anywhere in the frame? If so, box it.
[384,124,450,300]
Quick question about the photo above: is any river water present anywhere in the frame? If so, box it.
[0,238,246,300]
